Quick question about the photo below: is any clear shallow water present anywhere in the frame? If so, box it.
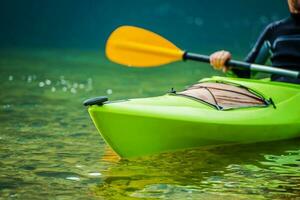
[1,49,300,200]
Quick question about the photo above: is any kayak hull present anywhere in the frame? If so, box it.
[87,76,300,158]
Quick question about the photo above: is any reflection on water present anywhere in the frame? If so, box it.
[95,141,300,200]
[1,49,299,199]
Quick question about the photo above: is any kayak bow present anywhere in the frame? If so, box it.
[85,76,300,158]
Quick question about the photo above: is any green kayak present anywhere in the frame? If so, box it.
[85,76,300,158]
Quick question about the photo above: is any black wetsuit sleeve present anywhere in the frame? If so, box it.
[232,24,273,78]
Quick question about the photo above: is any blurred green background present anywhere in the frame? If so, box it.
[0,0,288,52]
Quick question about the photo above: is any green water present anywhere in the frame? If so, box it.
[1,49,300,200]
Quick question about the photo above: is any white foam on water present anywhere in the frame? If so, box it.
[88,172,102,177]
[66,177,80,181]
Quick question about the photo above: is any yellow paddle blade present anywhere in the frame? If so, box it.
[105,26,185,67]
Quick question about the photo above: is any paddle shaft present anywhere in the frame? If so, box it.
[184,52,300,79]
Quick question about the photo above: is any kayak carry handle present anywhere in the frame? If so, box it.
[83,96,108,106]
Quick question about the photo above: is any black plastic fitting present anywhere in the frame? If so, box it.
[83,96,108,106]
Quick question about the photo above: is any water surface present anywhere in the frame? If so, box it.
[1,49,299,199]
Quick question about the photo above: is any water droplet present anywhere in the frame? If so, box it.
[8,75,13,81]
[86,78,93,91]
[66,176,80,181]
[61,79,66,85]
[3,104,11,110]
[70,88,77,94]
[45,79,51,85]
[62,87,67,92]
[79,84,85,89]
[39,82,45,87]
[106,89,113,95]
[27,76,32,83]
[73,83,78,88]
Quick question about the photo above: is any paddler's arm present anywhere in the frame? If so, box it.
[210,23,273,77]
